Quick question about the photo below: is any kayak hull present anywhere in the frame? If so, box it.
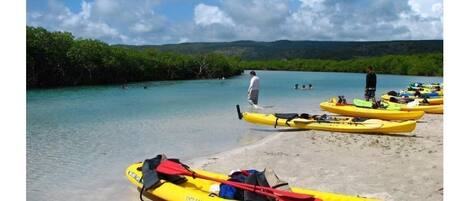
[424,107,444,114]
[126,162,380,201]
[242,112,416,134]
[402,89,443,96]
[386,102,443,114]
[381,94,443,105]
[320,102,424,120]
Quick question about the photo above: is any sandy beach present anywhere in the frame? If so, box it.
[188,114,443,201]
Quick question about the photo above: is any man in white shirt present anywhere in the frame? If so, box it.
[247,71,260,105]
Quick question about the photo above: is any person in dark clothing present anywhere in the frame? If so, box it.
[414,89,421,97]
[365,66,377,101]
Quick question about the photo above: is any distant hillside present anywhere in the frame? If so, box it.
[116,40,443,61]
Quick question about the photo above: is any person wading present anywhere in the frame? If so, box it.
[365,66,377,101]
[247,71,260,106]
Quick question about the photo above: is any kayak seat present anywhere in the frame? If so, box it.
[273,113,299,128]
[311,114,332,123]
[274,113,299,120]
[139,155,187,201]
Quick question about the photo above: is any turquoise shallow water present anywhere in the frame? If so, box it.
[27,70,442,200]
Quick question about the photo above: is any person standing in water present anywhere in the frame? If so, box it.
[365,66,377,101]
[247,71,260,105]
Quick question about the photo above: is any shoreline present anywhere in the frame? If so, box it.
[26,71,444,90]
[246,69,444,78]
[187,114,443,201]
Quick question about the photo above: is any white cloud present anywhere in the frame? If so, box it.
[188,0,442,42]
[194,4,234,27]
[79,1,91,19]
[408,0,422,13]
[131,23,153,33]
[178,37,189,43]
[409,0,442,17]
[29,12,42,19]
[93,0,119,16]
[27,0,443,44]
[300,0,325,9]
[280,0,442,40]
[432,3,443,15]
[28,1,126,42]
[222,0,289,27]
[27,0,165,44]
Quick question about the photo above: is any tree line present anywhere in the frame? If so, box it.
[121,40,442,61]
[27,26,442,88]
[27,26,243,88]
[239,53,443,76]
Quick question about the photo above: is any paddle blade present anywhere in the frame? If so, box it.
[156,160,192,176]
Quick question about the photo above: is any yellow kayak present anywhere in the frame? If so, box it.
[126,162,381,201]
[402,88,443,96]
[422,84,443,94]
[319,101,424,120]
[385,101,443,114]
[241,112,416,134]
[381,94,443,105]
[408,83,443,95]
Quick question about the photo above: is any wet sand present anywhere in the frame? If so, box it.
[188,114,443,201]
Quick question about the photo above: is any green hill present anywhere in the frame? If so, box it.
[116,40,443,60]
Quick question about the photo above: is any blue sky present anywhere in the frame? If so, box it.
[27,0,443,45]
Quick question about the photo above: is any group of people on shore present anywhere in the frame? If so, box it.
[246,66,377,106]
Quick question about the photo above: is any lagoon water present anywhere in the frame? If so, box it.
[27,70,442,201]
